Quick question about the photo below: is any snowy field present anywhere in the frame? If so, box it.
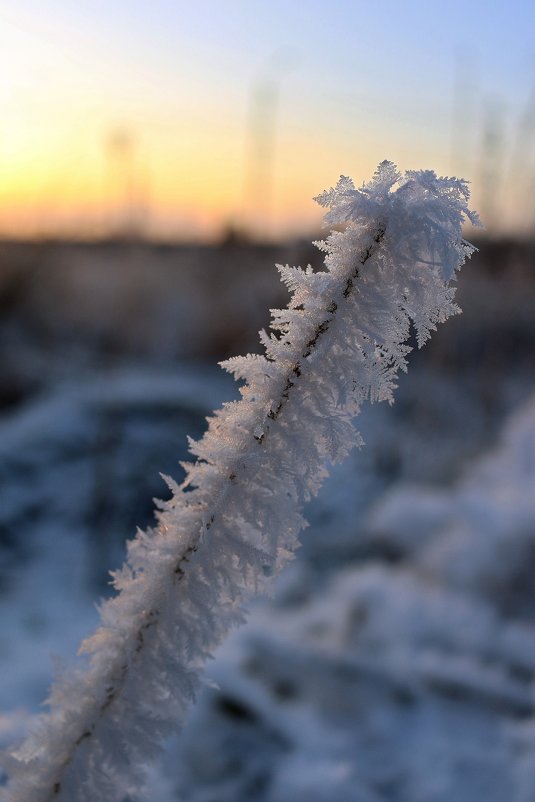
[0,239,534,800]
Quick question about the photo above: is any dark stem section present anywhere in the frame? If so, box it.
[255,222,387,441]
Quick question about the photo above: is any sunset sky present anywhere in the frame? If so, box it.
[1,0,535,240]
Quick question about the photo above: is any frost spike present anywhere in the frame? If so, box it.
[2,162,479,802]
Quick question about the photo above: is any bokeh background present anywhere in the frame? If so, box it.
[1,2,535,800]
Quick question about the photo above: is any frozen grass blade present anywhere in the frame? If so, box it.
[2,162,479,801]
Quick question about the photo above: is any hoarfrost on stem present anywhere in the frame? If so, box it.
[2,161,479,802]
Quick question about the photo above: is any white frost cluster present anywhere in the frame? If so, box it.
[2,162,478,801]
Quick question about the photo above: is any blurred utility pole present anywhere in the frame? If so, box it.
[242,47,299,241]
[450,50,477,180]
[508,80,535,233]
[478,100,504,235]
[105,127,148,240]
[244,79,279,239]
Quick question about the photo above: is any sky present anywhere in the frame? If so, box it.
[1,0,535,240]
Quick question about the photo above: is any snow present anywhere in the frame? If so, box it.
[166,393,535,802]
[2,378,534,800]
[0,226,534,799]
[0,366,234,719]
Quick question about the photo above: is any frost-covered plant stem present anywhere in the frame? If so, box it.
[2,162,479,802]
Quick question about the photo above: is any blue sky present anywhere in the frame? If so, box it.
[1,0,534,237]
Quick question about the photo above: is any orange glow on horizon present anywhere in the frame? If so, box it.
[1,3,527,241]
[0,108,370,240]
[0,16,406,241]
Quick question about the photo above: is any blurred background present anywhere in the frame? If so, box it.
[1,2,535,800]
[2,0,535,241]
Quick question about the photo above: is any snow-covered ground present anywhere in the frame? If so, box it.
[1,367,534,800]
[0,240,534,799]
[153,387,534,802]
